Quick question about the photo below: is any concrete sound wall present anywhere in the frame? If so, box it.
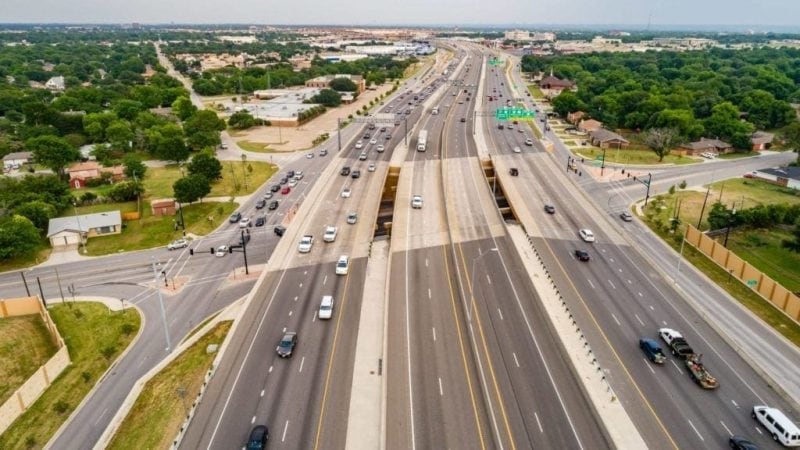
[684,225,800,323]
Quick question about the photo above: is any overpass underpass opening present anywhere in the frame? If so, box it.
[374,166,401,238]
[481,159,518,223]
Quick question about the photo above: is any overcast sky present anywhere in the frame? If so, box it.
[2,0,799,29]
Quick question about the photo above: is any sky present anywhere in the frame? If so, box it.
[2,0,800,30]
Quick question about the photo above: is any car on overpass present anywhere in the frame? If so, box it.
[323,226,337,243]
[579,229,595,242]
[276,332,297,358]
[411,195,423,209]
[318,295,334,320]
[347,212,358,224]
[544,205,556,214]
[336,255,349,275]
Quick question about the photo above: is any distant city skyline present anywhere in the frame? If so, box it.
[2,0,799,31]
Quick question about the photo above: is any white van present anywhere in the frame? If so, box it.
[335,255,349,275]
[752,405,800,447]
[319,295,334,320]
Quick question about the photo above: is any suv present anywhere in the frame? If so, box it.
[336,255,349,275]
[639,338,666,364]
[246,425,269,450]
[229,212,242,223]
[276,332,297,358]
[351,170,361,179]
[579,229,595,242]
[167,239,188,250]
[268,200,279,211]
[340,166,351,176]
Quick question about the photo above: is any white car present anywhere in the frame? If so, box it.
[341,187,352,198]
[239,218,251,228]
[295,171,304,180]
[525,138,534,146]
[167,239,188,250]
[263,192,273,199]
[215,245,228,257]
[288,178,298,187]
[411,195,423,209]
[306,152,314,159]
[335,255,349,275]
[368,163,376,172]
[513,146,521,153]
[355,141,363,149]
[323,226,338,243]
[376,144,385,152]
[369,138,377,145]
[347,212,358,224]
[579,229,595,243]
[298,235,314,253]
[319,295,334,320]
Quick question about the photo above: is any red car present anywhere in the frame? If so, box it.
[281,186,291,195]
[743,172,755,179]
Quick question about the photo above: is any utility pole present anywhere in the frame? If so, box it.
[600,147,607,177]
[54,267,66,304]
[697,186,712,229]
[20,271,30,296]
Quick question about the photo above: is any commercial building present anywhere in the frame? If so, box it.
[305,74,365,93]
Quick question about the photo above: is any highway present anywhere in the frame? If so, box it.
[482,51,800,448]
[386,46,609,450]
[179,52,457,449]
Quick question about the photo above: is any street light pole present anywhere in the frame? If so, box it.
[337,118,342,152]
[404,117,408,147]
[151,258,172,352]
[600,147,607,177]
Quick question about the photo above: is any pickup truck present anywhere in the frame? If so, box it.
[658,328,694,359]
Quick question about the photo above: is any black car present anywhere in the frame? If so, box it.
[363,133,370,139]
[270,184,280,193]
[574,250,590,262]
[255,199,266,209]
[277,332,297,358]
[497,124,504,130]
[544,205,556,214]
[385,134,392,140]
[340,166,351,176]
[255,216,266,227]
[246,425,269,450]
[268,200,279,211]
[460,118,466,123]
[274,225,286,236]
[287,170,295,178]
[728,436,758,450]
[351,170,361,179]
[229,212,242,223]
[279,177,288,185]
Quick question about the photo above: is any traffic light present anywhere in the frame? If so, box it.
[210,247,214,255]
[229,247,233,254]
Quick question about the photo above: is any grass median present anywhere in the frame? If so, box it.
[107,320,232,450]
[0,302,140,450]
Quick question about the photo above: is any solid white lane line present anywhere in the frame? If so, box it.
[611,313,621,326]
[687,419,704,441]
[438,377,444,396]
[608,280,616,290]
[634,314,645,326]
[513,352,520,368]
[282,420,289,442]
[534,412,543,433]
[432,327,437,342]
[720,420,732,436]
[299,356,305,373]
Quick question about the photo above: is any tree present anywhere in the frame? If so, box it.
[171,96,197,121]
[122,154,147,180]
[551,91,584,118]
[311,89,341,107]
[703,102,754,144]
[183,110,225,150]
[105,120,134,152]
[187,152,222,181]
[147,124,189,163]
[107,180,144,202]
[644,128,683,162]
[706,202,735,230]
[14,201,56,234]
[329,77,358,92]
[26,135,80,177]
[783,224,800,253]
[113,99,145,121]
[173,174,211,204]
[781,121,800,164]
[227,110,258,129]
[0,215,40,260]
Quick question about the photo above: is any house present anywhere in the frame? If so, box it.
[578,119,603,133]
[45,76,65,92]
[47,211,122,248]
[750,131,774,151]
[753,167,800,190]
[538,71,576,98]
[589,129,630,149]
[2,151,32,169]
[678,138,733,156]
[567,111,585,124]
[151,199,177,217]
[304,74,365,94]
[67,161,125,189]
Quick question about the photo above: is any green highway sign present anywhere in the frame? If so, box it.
[495,107,536,121]
[489,58,503,67]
